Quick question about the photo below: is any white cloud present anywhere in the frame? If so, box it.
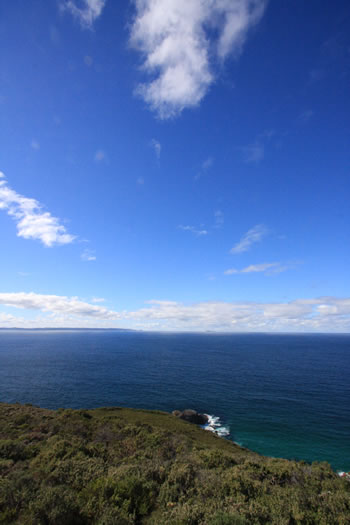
[130,0,267,118]
[0,292,119,320]
[81,249,96,261]
[124,297,350,332]
[91,297,105,303]
[0,293,349,332]
[150,139,161,159]
[224,262,289,275]
[0,173,75,247]
[230,224,267,254]
[61,0,106,29]
[179,225,208,236]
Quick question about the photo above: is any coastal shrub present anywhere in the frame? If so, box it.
[0,403,349,525]
[112,475,158,517]
[207,512,248,525]
[0,439,30,461]
[96,507,134,525]
[27,486,85,525]
[159,462,197,503]
[199,449,237,469]
[165,501,206,524]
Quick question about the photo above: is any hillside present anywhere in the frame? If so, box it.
[0,403,349,524]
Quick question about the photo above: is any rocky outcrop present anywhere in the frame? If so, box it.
[172,409,209,425]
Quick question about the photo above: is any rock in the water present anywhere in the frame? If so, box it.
[172,409,209,425]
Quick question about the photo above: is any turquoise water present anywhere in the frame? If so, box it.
[0,331,349,471]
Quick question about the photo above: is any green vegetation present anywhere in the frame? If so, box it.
[0,403,349,524]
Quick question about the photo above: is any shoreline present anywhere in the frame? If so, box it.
[1,401,350,523]
[2,401,348,477]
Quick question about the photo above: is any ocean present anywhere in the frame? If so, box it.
[0,330,349,471]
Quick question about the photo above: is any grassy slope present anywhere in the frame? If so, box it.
[0,403,349,524]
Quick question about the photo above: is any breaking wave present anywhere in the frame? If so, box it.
[202,414,230,437]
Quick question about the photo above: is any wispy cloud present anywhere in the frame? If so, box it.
[61,0,106,29]
[240,129,275,164]
[84,55,94,67]
[297,109,314,124]
[202,157,213,170]
[31,139,40,151]
[179,225,208,236]
[230,224,267,254]
[224,262,289,275]
[195,156,214,180]
[150,139,161,159]
[214,210,224,228]
[242,262,282,273]
[0,172,75,247]
[94,149,106,162]
[308,68,325,84]
[130,0,267,119]
[81,249,96,261]
[241,142,264,163]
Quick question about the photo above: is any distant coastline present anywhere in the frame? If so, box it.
[0,327,349,335]
[0,327,136,332]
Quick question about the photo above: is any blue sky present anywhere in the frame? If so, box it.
[1,0,350,331]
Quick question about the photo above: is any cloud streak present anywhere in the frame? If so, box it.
[230,224,267,254]
[195,156,214,180]
[130,0,267,118]
[179,225,208,236]
[224,262,291,275]
[0,172,75,247]
[61,0,106,29]
[150,139,161,159]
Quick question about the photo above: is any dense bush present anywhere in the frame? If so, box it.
[0,403,349,524]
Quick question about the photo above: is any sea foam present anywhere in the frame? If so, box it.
[202,414,230,437]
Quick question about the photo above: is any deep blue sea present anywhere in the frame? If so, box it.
[0,331,349,472]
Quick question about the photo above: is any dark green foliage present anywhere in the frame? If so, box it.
[207,513,248,525]
[0,403,349,524]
